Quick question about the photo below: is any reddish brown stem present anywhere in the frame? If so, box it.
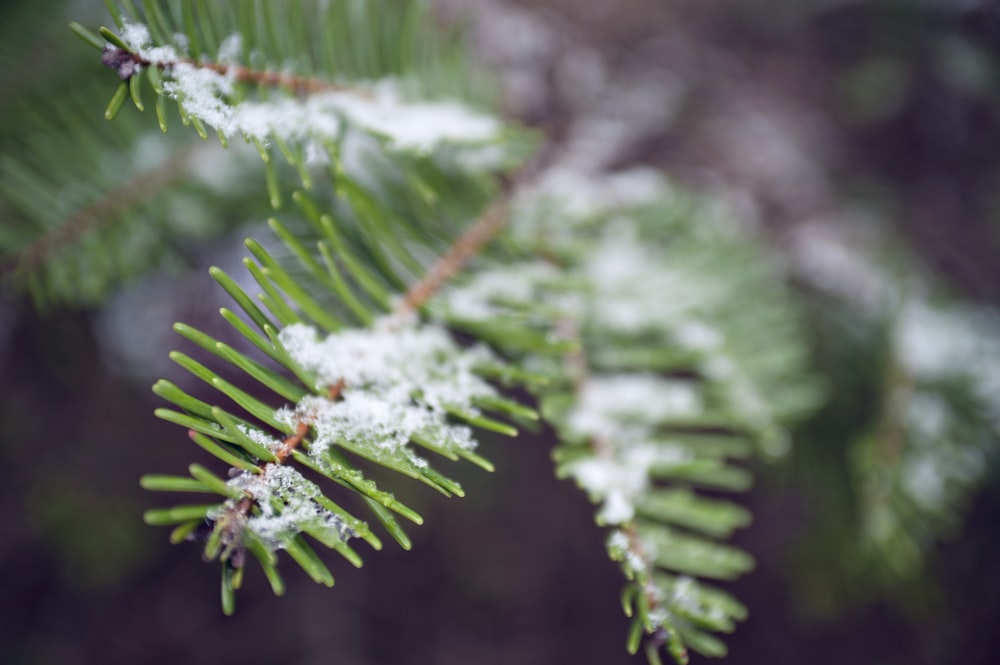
[189,60,350,96]
[394,196,512,317]
[391,144,558,319]
[327,378,346,401]
[106,47,349,96]
[270,378,345,464]
[233,496,254,517]
[275,421,310,464]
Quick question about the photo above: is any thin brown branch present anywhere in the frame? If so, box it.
[393,195,512,317]
[874,362,913,466]
[104,47,353,96]
[192,61,349,96]
[327,378,346,401]
[271,378,344,464]
[390,142,558,319]
[275,421,310,464]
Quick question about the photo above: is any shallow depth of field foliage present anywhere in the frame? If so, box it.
[1,1,999,664]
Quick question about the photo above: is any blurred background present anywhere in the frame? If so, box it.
[2,0,1000,663]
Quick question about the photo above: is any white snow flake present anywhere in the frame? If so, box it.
[277,320,496,470]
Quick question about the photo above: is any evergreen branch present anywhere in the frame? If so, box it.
[0,78,263,306]
[4,142,194,277]
[113,29,534,605]
[853,295,1000,581]
[93,2,512,181]
[63,4,818,662]
[148,242,537,609]
[436,166,820,663]
[22,2,998,662]
[554,314,695,664]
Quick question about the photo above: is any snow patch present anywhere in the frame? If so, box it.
[227,464,351,550]
[566,374,694,525]
[567,374,702,440]
[277,320,496,470]
[121,21,502,153]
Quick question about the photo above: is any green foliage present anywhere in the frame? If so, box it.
[435,173,821,662]
[0,0,246,307]
[69,0,535,618]
[2,1,824,661]
[0,89,262,307]
[791,244,1000,610]
[11,1,994,664]
[0,0,525,307]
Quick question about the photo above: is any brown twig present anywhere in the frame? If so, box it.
[104,47,351,96]
[191,61,349,96]
[272,378,345,464]
[275,421,310,464]
[393,196,512,317]
[874,362,913,466]
[327,378,346,401]
[195,374,346,563]
[391,142,559,319]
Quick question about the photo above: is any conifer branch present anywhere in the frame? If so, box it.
[436,166,819,663]
[4,143,194,276]
[6,3,995,663]
[558,311,688,662]
[47,5,832,663]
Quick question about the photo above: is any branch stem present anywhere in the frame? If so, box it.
[106,47,351,96]
[393,195,511,317]
[392,145,558,319]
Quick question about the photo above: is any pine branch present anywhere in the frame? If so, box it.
[436,166,820,662]
[855,295,1000,579]
[86,1,512,179]
[0,82,262,307]
[65,4,823,663]
[2,0,522,307]
[17,2,998,662]
[145,211,537,610]
[99,44,351,95]
[70,0,541,615]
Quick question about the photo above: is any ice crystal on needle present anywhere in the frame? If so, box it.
[223,463,351,551]
[277,320,497,471]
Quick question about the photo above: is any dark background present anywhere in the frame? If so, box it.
[3,1,1000,663]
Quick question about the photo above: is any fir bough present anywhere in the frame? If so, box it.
[10,2,837,663]
[791,225,1000,602]
[438,166,821,662]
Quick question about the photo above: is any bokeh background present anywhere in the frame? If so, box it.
[2,0,1000,663]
